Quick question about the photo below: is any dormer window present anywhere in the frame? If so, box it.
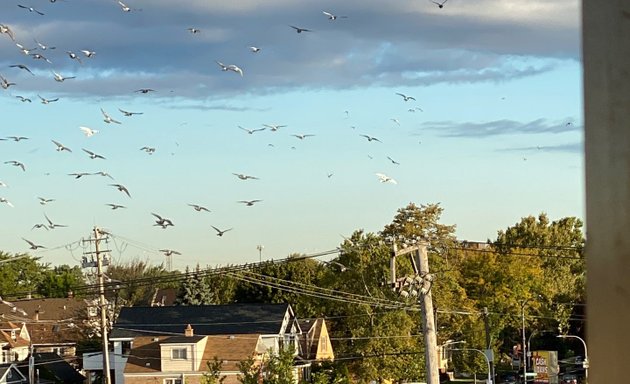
[171,348,187,360]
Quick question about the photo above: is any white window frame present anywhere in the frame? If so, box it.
[171,347,187,360]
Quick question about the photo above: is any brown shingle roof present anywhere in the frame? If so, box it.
[124,336,166,373]
[200,334,261,372]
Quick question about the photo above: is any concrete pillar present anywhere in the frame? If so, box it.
[584,1,630,382]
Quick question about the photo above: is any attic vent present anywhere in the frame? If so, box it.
[145,362,150,367]
[228,335,235,340]
[152,337,160,342]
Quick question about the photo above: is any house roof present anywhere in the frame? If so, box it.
[124,336,165,373]
[298,319,323,359]
[0,298,89,321]
[111,303,292,338]
[22,353,85,384]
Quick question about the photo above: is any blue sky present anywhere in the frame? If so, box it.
[0,0,583,271]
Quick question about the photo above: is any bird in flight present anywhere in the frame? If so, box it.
[216,61,244,76]
[52,140,72,152]
[45,213,68,229]
[396,93,416,102]
[101,108,121,124]
[80,49,96,58]
[106,203,126,210]
[290,25,312,33]
[375,173,398,184]
[15,95,31,102]
[233,173,259,180]
[17,4,45,15]
[360,134,382,143]
[66,51,82,64]
[387,156,401,165]
[93,171,114,179]
[152,213,174,229]
[6,136,29,142]
[140,146,156,154]
[52,70,75,82]
[110,183,131,197]
[160,249,181,256]
[32,223,49,231]
[23,238,45,250]
[135,88,155,94]
[292,134,315,140]
[16,43,36,55]
[68,172,91,179]
[322,11,348,20]
[188,203,211,212]
[187,28,200,34]
[238,199,262,206]
[211,226,233,237]
[4,160,25,171]
[38,95,59,104]
[118,108,143,117]
[391,118,401,126]
[80,126,99,137]
[0,24,15,41]
[0,197,14,208]
[249,46,261,53]
[83,148,106,160]
[0,75,16,89]
[430,0,448,8]
[118,1,132,12]
[9,64,34,75]
[34,39,56,50]
[238,126,265,135]
[263,124,286,132]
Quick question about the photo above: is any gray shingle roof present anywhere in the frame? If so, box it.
[111,303,291,338]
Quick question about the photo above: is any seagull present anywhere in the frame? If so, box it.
[23,238,45,250]
[52,70,76,82]
[106,203,126,210]
[263,124,286,132]
[9,64,35,75]
[227,64,243,76]
[80,126,99,137]
[44,213,67,229]
[322,11,348,20]
[360,134,382,143]
[0,24,15,41]
[290,25,312,33]
[110,183,131,197]
[17,4,45,15]
[152,213,174,229]
[65,51,82,64]
[188,203,211,212]
[233,173,259,180]
[238,199,262,206]
[15,43,36,55]
[249,46,261,53]
[118,1,131,12]
[0,181,7,187]
[135,88,155,94]
[187,28,200,34]
[0,75,16,89]
[38,95,59,104]
[38,197,55,205]
[430,0,448,8]
[82,148,106,160]
[396,93,416,102]
[211,225,233,237]
[92,171,114,179]
[32,223,49,230]
[34,39,56,50]
[80,49,96,58]
[238,126,265,135]
[52,140,72,152]
[159,249,181,256]
[0,197,14,207]
[375,173,398,184]
[140,146,156,154]
[215,61,229,71]
[101,108,121,124]
[6,136,29,142]
[5,160,25,171]
[387,156,401,165]
[391,118,401,126]
[118,108,143,116]
[292,134,315,140]
[15,95,31,102]
[68,172,91,179]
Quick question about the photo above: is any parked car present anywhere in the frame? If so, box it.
[561,373,578,384]
[497,372,519,384]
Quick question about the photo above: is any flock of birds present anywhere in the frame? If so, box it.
[0,0,451,262]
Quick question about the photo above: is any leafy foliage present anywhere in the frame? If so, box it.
[202,357,227,384]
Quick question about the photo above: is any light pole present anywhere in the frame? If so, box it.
[452,348,492,384]
[521,301,527,383]
[257,245,264,263]
[557,335,588,383]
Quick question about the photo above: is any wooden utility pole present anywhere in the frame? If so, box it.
[392,242,439,384]
[82,227,112,384]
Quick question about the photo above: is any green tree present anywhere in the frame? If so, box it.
[262,347,296,384]
[237,356,261,384]
[176,264,215,305]
[202,357,226,384]
[0,252,46,298]
[37,265,85,298]
[106,258,175,306]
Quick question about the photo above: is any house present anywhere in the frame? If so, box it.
[16,352,85,384]
[298,318,335,362]
[0,364,27,384]
[0,322,30,364]
[84,303,307,384]
[0,297,99,357]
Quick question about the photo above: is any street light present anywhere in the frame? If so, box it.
[557,335,588,383]
[451,348,492,384]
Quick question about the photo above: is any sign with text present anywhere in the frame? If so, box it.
[532,350,559,384]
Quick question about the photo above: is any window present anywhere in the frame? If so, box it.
[320,336,328,352]
[164,379,182,384]
[171,348,187,360]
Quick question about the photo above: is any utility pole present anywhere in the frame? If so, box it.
[521,302,527,383]
[482,307,495,384]
[82,227,112,384]
[392,242,439,384]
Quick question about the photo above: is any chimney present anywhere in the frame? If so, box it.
[33,311,39,321]
[184,324,194,337]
